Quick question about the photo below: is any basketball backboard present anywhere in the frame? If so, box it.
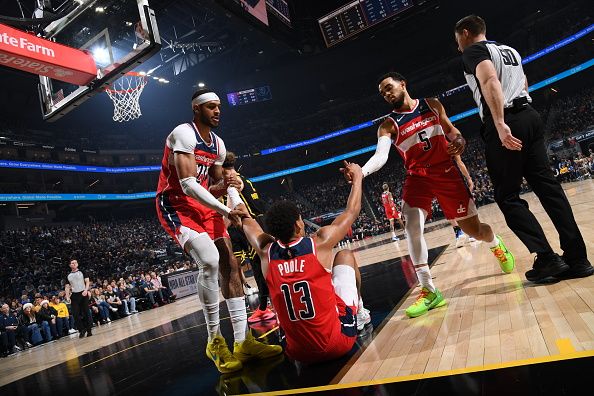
[38,0,161,121]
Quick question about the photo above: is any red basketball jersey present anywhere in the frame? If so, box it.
[156,122,224,196]
[381,191,396,212]
[266,237,341,360]
[389,99,452,173]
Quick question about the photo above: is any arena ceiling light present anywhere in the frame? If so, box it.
[198,82,205,88]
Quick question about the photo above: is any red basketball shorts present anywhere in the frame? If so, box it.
[384,206,401,220]
[156,193,229,247]
[402,164,477,220]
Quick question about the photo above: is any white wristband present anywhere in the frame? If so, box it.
[227,187,243,209]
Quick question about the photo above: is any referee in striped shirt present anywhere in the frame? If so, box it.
[454,15,592,282]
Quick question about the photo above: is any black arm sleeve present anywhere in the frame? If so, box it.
[462,42,491,75]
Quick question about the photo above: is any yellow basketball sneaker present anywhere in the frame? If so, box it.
[405,287,446,318]
[233,332,283,363]
[490,235,515,274]
[206,335,243,373]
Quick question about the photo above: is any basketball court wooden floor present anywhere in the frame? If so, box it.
[1,180,593,396]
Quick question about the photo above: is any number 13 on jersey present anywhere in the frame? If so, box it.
[280,281,316,321]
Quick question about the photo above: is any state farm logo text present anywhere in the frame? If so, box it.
[0,32,55,57]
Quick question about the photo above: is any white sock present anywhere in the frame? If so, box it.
[487,235,500,249]
[226,297,248,343]
[415,265,435,292]
[391,231,397,238]
[202,302,220,341]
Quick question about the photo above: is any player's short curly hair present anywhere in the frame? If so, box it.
[265,200,301,244]
[377,72,406,86]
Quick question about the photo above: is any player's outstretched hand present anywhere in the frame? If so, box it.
[347,162,363,183]
[228,211,243,227]
[340,160,362,184]
[447,135,466,156]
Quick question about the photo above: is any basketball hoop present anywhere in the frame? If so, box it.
[104,71,147,122]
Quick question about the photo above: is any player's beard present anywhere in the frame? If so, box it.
[200,113,218,128]
[392,92,405,109]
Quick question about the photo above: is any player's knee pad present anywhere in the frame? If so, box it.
[187,233,220,279]
[332,264,358,307]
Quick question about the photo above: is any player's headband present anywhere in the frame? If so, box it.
[192,92,220,106]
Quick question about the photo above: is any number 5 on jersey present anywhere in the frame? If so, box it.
[418,131,432,151]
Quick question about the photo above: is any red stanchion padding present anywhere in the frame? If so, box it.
[0,23,97,86]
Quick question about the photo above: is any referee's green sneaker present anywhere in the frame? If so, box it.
[490,235,515,274]
[405,288,446,318]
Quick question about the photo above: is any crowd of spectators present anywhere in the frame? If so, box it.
[545,88,594,142]
[551,151,594,183]
[0,267,184,357]
[0,217,197,357]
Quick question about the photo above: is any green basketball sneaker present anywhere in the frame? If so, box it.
[490,235,515,274]
[405,287,446,318]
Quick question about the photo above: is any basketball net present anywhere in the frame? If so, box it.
[105,72,147,122]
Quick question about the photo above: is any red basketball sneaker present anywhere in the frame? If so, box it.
[248,308,276,324]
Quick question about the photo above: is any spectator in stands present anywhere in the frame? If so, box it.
[19,303,48,345]
[32,296,42,314]
[140,275,159,308]
[116,280,137,314]
[61,287,76,333]
[150,272,176,303]
[49,295,74,336]
[104,285,124,317]
[89,288,113,324]
[1,303,20,357]
[37,300,58,341]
